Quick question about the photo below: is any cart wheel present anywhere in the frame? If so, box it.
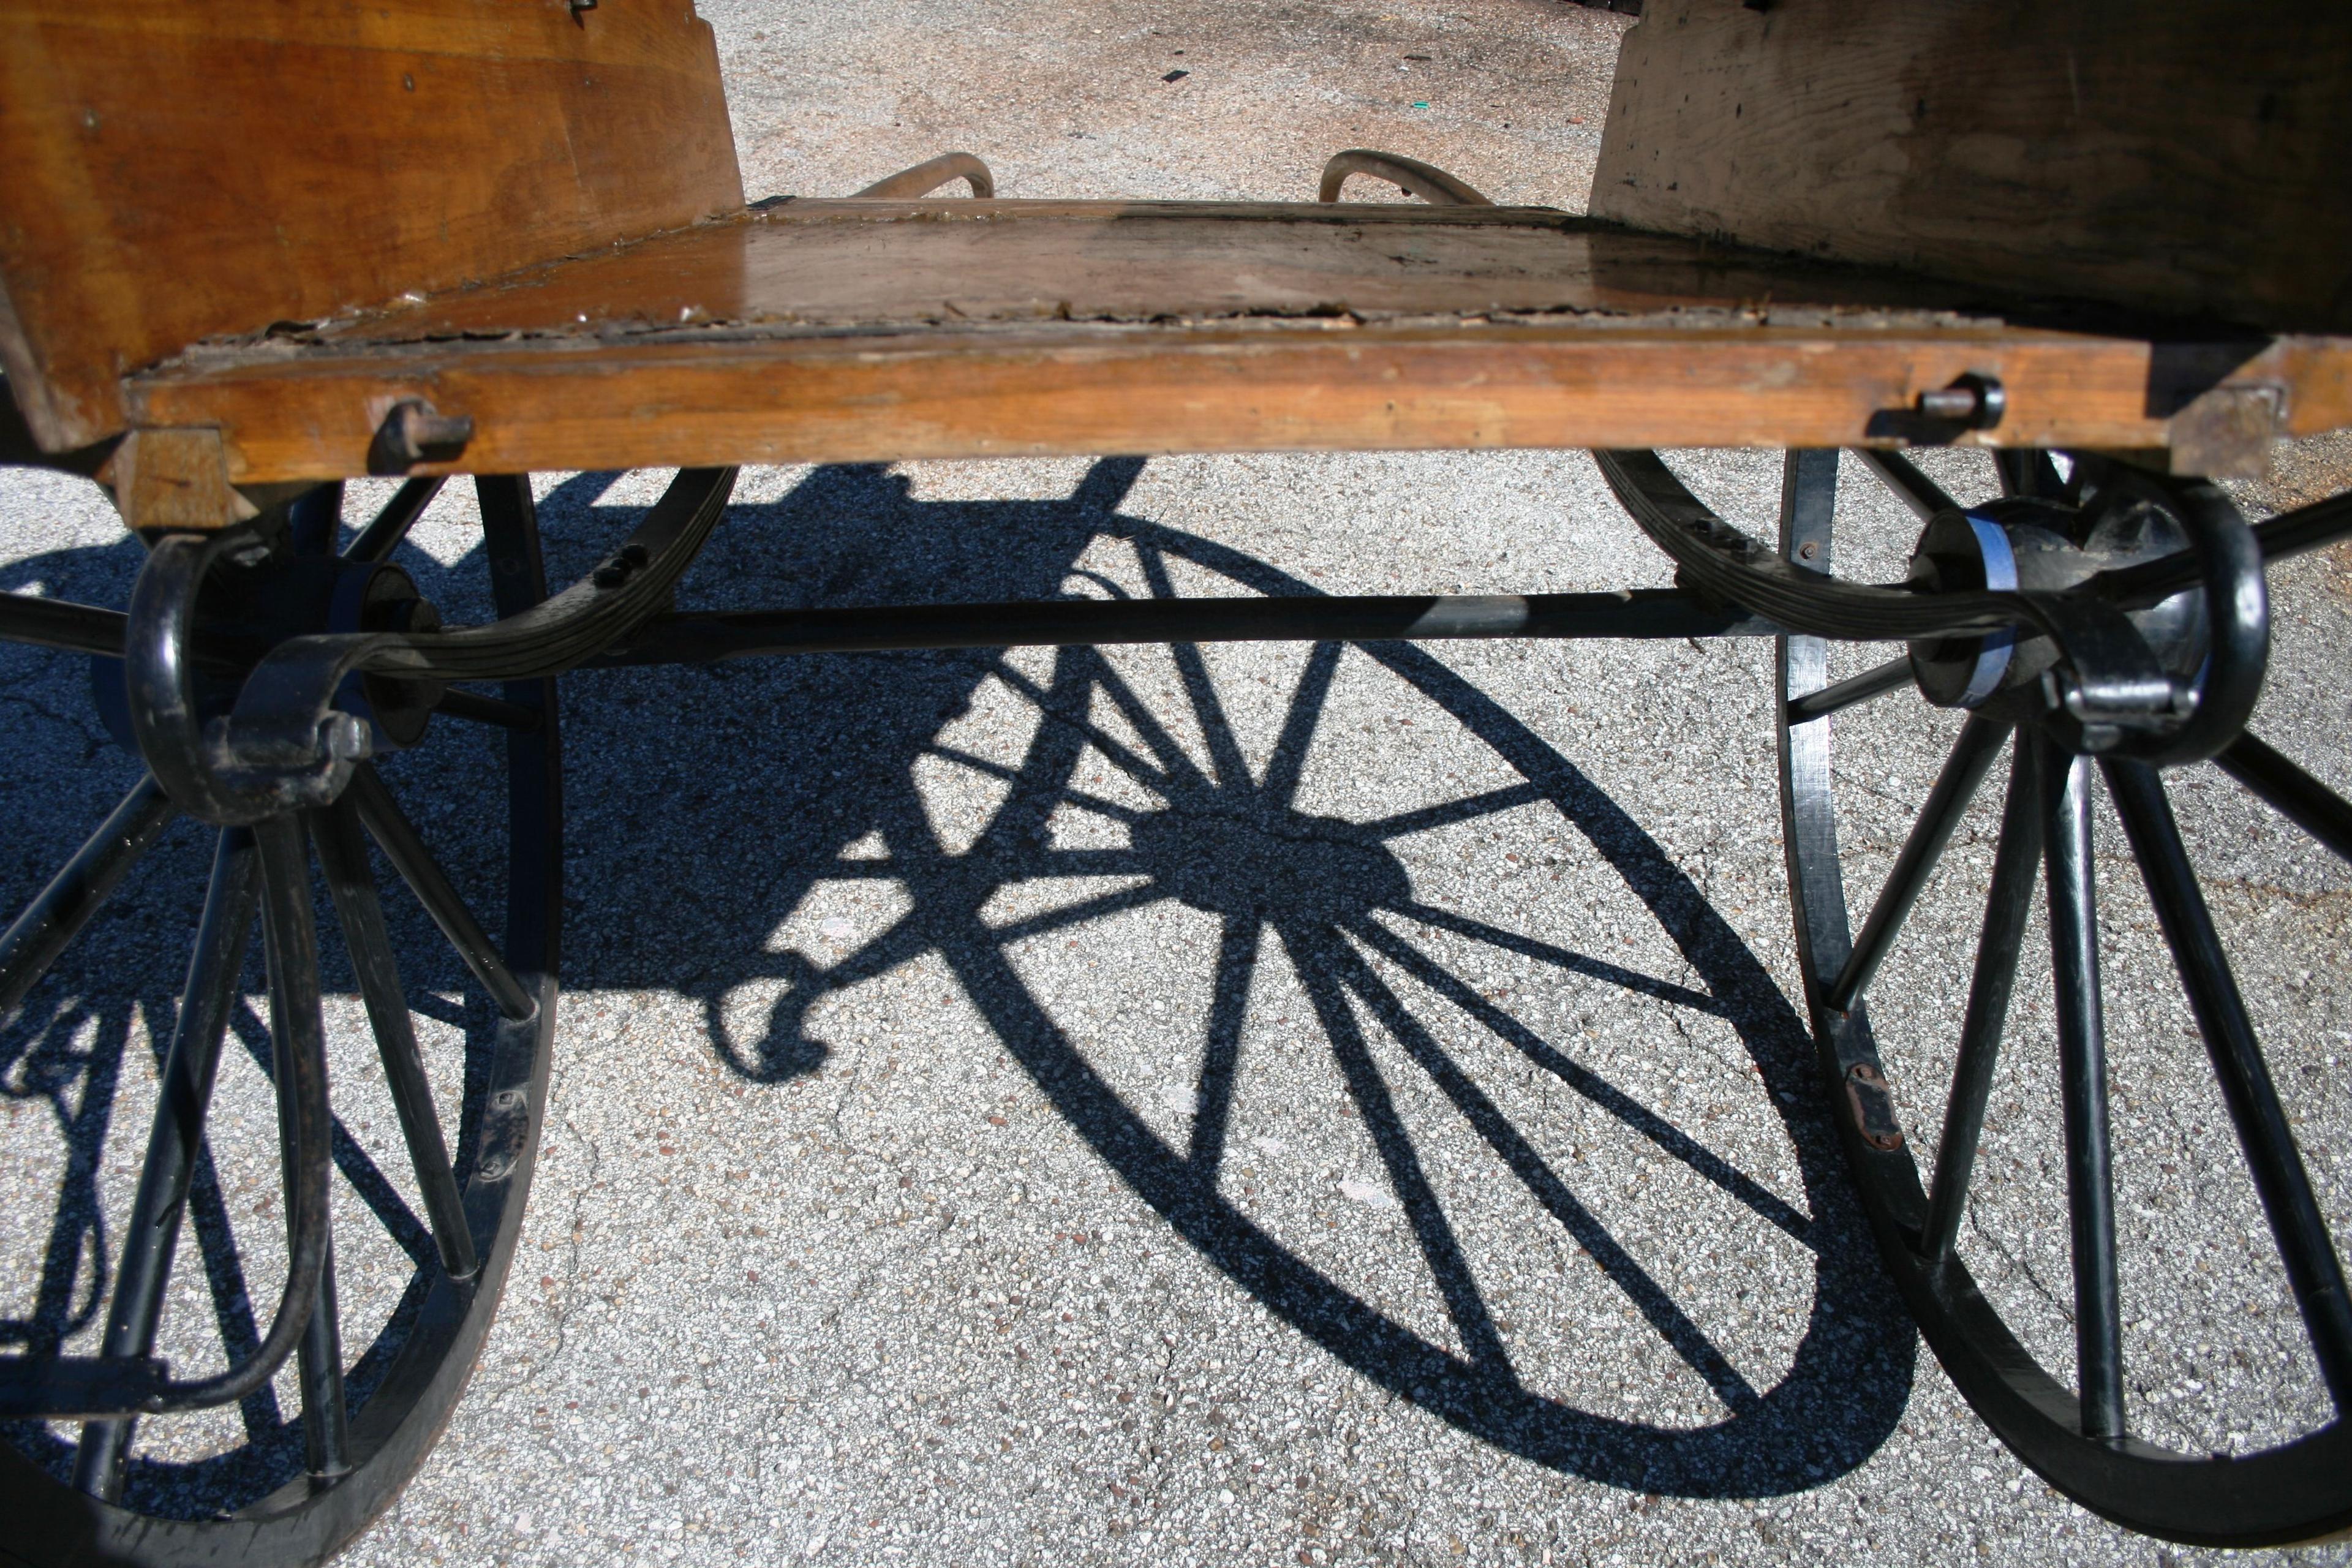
[1748,447,2352,1545]
[0,475,563,1565]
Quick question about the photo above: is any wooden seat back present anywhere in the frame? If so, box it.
[1594,0,2352,336]
[0,0,741,452]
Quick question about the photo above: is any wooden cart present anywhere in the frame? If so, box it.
[2,1,2350,1559]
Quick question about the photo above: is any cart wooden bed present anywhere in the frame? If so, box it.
[2,1,2350,1560]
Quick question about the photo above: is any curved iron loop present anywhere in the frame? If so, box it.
[149,813,336,1414]
[1317,149,1491,206]
[1597,449,2264,761]
[125,531,361,826]
[128,467,734,824]
[2094,488,2352,608]
[2109,472,2266,764]
[851,152,995,199]
[0,818,335,1419]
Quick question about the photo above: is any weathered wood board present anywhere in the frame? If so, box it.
[123,201,2352,486]
[1593,1,2352,334]
[0,0,741,450]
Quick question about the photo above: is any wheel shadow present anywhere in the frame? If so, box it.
[552,456,1917,1498]
[0,456,1914,1513]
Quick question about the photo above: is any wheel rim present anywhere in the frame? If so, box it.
[0,475,563,1566]
[1765,447,2352,1546]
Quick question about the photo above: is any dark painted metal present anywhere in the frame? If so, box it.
[2039,734,2125,1441]
[1825,715,2008,1012]
[1920,743,2043,1263]
[294,1240,351,1481]
[0,820,332,1424]
[2215,730,2352,866]
[1993,449,2066,501]
[0,775,176,1019]
[589,589,1777,668]
[1853,448,1961,521]
[2103,759,2352,1408]
[0,590,129,658]
[255,813,350,1478]
[342,477,446,565]
[127,467,729,824]
[2097,489,2352,605]
[477,474,564,985]
[72,828,259,1499]
[310,799,478,1281]
[346,767,535,1023]
[1784,655,1912,725]
[1770,451,2352,1547]
[433,687,541,732]
[1609,449,2266,764]
[2124,477,2266,766]
[4,473,568,1564]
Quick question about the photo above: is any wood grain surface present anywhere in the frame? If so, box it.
[130,318,2352,486]
[294,199,1990,342]
[1593,0,2352,334]
[0,0,740,450]
[124,200,2350,488]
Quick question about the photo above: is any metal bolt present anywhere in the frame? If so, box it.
[592,542,651,588]
[1798,540,1819,560]
[1915,374,2006,431]
[369,399,474,473]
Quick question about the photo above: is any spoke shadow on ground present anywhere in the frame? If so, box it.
[0,456,1913,1512]
[552,458,1917,1498]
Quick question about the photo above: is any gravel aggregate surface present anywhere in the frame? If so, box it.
[4,4,2351,1566]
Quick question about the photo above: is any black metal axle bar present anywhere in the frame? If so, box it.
[587,588,1777,667]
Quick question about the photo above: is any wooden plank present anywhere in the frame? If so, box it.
[0,0,741,450]
[127,320,2352,486]
[1592,0,2352,334]
[296,200,1972,343]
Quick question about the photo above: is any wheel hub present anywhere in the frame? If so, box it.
[1905,490,2211,728]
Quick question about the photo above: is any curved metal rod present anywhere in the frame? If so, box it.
[2053,487,2352,611]
[153,812,336,1413]
[127,467,735,824]
[0,817,335,1419]
[1317,149,1490,206]
[73,827,257,1495]
[1598,449,2262,764]
[851,152,995,199]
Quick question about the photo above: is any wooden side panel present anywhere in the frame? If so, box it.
[0,0,742,448]
[1591,1,2352,333]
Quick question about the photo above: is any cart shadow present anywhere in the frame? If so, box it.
[546,457,1917,1499]
[0,456,1913,1513]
